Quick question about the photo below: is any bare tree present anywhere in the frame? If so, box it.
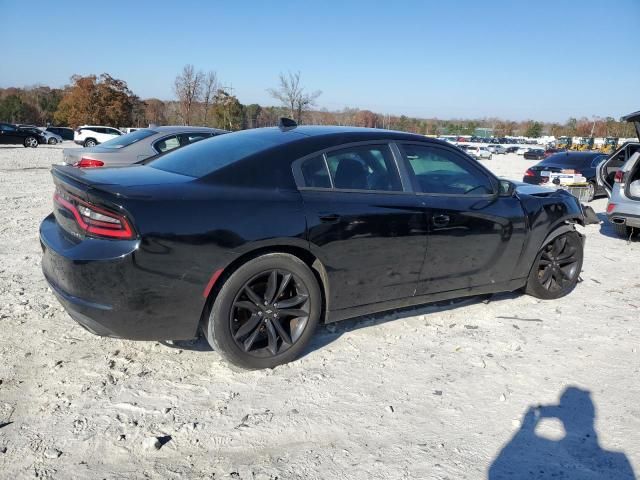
[174,64,203,125]
[267,71,321,123]
[201,71,218,125]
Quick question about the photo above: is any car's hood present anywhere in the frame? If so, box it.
[510,180,556,196]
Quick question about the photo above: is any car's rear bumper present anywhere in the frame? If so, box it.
[608,211,640,228]
[40,213,204,340]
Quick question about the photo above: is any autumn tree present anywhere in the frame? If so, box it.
[268,71,321,123]
[174,64,203,125]
[54,74,137,127]
[144,98,167,125]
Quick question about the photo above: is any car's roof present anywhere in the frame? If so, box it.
[152,125,227,134]
[239,125,437,145]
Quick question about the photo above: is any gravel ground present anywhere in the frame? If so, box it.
[0,144,638,479]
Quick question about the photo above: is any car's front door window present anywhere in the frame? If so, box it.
[399,143,494,195]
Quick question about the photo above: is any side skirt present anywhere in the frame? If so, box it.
[326,278,528,323]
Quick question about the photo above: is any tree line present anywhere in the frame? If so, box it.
[0,67,635,138]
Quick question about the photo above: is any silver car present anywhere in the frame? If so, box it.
[597,110,640,238]
[487,144,507,154]
[38,129,63,145]
[62,126,227,167]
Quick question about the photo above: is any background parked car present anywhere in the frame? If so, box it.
[468,146,492,159]
[74,125,124,147]
[0,123,46,147]
[487,144,507,154]
[46,126,74,141]
[523,151,608,201]
[63,126,227,167]
[506,146,519,153]
[544,148,565,157]
[36,128,63,145]
[597,110,640,237]
[524,149,546,160]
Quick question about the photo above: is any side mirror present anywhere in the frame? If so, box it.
[499,179,516,197]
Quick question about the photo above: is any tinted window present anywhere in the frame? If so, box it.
[155,135,180,153]
[301,155,331,188]
[149,128,287,178]
[178,132,210,145]
[99,129,156,149]
[541,153,596,167]
[400,143,494,195]
[325,144,401,191]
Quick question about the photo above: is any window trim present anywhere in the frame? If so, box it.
[152,133,182,154]
[396,141,499,197]
[292,140,409,194]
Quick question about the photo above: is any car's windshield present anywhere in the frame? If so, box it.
[149,128,289,178]
[98,129,156,149]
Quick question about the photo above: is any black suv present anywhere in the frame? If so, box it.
[0,123,46,147]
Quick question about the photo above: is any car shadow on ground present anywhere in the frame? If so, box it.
[302,291,520,358]
[489,386,636,479]
[597,213,640,241]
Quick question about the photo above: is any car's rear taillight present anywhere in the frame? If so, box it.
[53,190,134,239]
[614,170,625,183]
[607,203,616,213]
[524,169,535,177]
[74,158,104,168]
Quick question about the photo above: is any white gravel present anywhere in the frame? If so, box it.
[0,144,638,479]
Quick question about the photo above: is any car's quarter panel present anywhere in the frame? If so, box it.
[42,165,308,340]
[302,190,428,310]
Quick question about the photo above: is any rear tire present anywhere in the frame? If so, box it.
[586,181,596,202]
[525,230,583,300]
[48,138,58,145]
[24,136,38,148]
[84,138,97,147]
[612,223,633,238]
[204,253,322,369]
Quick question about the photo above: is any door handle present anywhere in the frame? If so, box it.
[432,214,450,226]
[319,213,341,223]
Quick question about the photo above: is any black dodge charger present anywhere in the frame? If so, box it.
[40,123,585,369]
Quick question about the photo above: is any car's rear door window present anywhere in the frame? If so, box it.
[325,144,402,191]
[300,155,332,189]
[399,143,494,195]
[155,135,181,153]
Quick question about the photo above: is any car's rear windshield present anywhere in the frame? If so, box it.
[149,128,290,178]
[99,129,156,149]
[541,153,597,166]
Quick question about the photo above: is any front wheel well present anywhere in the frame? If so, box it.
[198,245,329,332]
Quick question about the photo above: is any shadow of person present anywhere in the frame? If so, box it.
[489,387,636,479]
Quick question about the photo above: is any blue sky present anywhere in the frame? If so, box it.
[1,0,638,122]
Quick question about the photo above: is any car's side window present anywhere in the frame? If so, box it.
[155,135,180,153]
[325,144,402,191]
[178,132,209,146]
[300,155,332,189]
[399,143,494,195]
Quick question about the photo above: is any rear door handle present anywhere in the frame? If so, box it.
[432,214,450,226]
[319,213,341,223]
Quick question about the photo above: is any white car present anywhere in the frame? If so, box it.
[467,146,493,160]
[74,125,124,147]
[516,146,531,155]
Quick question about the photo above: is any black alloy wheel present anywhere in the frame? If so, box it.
[204,253,321,369]
[230,269,310,357]
[526,230,583,299]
